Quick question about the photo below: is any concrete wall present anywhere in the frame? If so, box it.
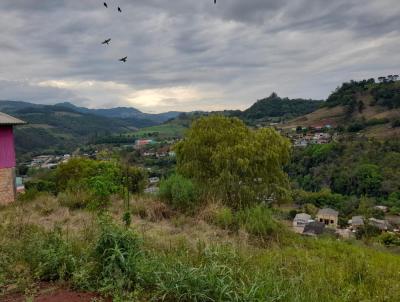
[316,214,338,228]
[0,167,16,205]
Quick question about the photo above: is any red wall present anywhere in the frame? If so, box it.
[0,126,16,168]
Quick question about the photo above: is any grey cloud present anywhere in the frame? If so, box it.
[0,0,399,112]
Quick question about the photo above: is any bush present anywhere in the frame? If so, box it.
[212,206,238,230]
[355,224,381,240]
[237,206,283,239]
[94,216,141,293]
[58,189,91,210]
[379,233,400,246]
[159,174,199,212]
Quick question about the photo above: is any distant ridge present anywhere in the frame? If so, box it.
[55,102,181,124]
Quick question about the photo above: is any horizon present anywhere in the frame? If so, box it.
[0,1,399,113]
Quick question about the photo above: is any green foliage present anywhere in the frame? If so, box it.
[325,78,375,108]
[125,166,147,194]
[212,206,237,230]
[354,164,382,196]
[371,82,400,109]
[237,206,284,239]
[355,224,382,240]
[94,216,141,293]
[159,174,198,212]
[2,217,400,300]
[289,139,400,214]
[241,92,322,121]
[50,158,147,210]
[379,233,400,246]
[176,115,291,208]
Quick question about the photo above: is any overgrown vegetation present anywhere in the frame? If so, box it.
[1,203,400,301]
[288,139,400,218]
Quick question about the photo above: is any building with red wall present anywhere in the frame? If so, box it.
[0,112,26,205]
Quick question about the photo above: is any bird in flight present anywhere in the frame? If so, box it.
[119,56,128,62]
[104,2,108,8]
[118,6,122,13]
[102,38,111,45]
[214,0,216,4]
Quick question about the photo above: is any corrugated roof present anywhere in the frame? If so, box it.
[0,112,26,125]
[294,213,311,221]
[303,222,325,235]
[317,208,339,216]
[351,216,364,226]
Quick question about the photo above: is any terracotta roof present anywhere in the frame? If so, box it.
[0,112,26,125]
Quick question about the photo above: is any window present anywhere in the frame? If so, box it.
[330,220,334,224]
[320,219,323,222]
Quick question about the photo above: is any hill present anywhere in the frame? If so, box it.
[0,101,139,157]
[56,102,181,124]
[284,78,400,138]
[238,93,323,124]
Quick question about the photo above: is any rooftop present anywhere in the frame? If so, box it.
[351,216,364,226]
[303,222,325,235]
[317,208,339,217]
[0,112,26,126]
[294,213,311,221]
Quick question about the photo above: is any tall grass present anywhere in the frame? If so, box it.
[1,211,400,301]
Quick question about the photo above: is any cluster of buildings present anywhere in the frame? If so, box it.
[293,207,397,238]
[28,154,71,169]
[292,132,333,147]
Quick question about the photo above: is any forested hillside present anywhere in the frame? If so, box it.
[287,139,400,222]
[238,93,323,124]
[285,77,400,137]
[0,102,137,157]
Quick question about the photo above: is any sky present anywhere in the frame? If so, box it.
[0,0,399,113]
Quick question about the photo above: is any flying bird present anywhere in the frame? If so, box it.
[119,56,127,62]
[102,38,111,45]
[118,6,122,13]
[214,0,216,4]
[103,2,108,8]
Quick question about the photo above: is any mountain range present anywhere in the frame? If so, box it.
[4,77,398,160]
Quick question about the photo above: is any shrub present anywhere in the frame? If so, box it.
[355,224,381,240]
[237,206,283,239]
[94,216,141,293]
[379,232,400,246]
[159,174,199,212]
[58,189,91,209]
[212,206,238,230]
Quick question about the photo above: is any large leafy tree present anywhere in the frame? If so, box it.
[175,115,291,208]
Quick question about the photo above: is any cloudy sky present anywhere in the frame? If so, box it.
[0,0,399,113]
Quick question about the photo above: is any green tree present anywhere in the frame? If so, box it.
[159,174,198,212]
[355,164,382,196]
[175,115,291,208]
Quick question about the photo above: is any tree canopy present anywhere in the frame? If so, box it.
[175,115,291,208]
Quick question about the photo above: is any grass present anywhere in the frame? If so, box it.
[1,196,400,301]
[133,124,187,139]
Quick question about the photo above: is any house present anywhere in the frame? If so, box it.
[149,177,160,184]
[369,218,392,231]
[374,205,388,213]
[349,216,364,230]
[0,112,26,205]
[303,221,325,236]
[316,208,339,229]
[293,213,312,227]
[293,213,312,234]
[135,139,153,149]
